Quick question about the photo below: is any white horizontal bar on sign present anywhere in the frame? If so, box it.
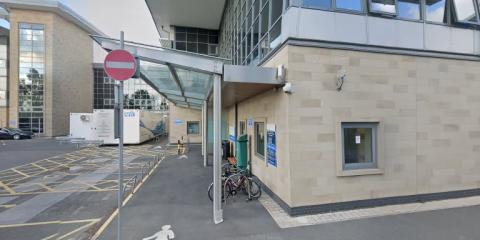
[106,61,135,69]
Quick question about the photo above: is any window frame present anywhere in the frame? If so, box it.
[186,121,200,135]
[451,0,480,25]
[254,121,266,159]
[424,0,450,25]
[341,122,378,170]
[368,0,398,16]
[336,120,384,177]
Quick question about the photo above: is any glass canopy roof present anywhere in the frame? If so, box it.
[92,35,229,110]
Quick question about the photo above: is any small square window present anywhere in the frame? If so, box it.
[255,122,265,158]
[187,121,200,135]
[342,123,378,170]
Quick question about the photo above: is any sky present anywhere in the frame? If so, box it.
[60,0,160,62]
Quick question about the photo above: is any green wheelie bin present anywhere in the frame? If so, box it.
[236,134,248,170]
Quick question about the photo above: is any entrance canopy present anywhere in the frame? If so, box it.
[91,34,285,224]
[91,35,284,109]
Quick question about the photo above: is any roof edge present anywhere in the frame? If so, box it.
[1,0,106,36]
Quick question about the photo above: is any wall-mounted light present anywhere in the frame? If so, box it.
[336,68,346,92]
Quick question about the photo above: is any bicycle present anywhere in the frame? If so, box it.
[208,168,262,202]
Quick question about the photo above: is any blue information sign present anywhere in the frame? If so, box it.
[267,124,277,167]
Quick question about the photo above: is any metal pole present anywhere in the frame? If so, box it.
[117,31,125,240]
[203,100,208,167]
[213,74,223,224]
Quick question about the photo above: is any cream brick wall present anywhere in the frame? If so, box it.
[0,107,7,127]
[51,14,93,136]
[8,9,93,136]
[231,44,480,208]
[225,45,293,206]
[169,104,202,144]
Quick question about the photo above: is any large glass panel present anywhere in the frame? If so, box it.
[398,0,421,20]
[271,0,283,23]
[260,5,269,37]
[453,0,478,23]
[18,23,44,133]
[336,0,363,11]
[369,0,396,14]
[302,0,332,9]
[425,0,447,23]
[342,123,377,170]
[176,68,213,99]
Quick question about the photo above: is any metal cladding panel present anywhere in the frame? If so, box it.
[286,7,480,56]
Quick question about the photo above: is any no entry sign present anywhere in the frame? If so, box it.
[104,49,137,81]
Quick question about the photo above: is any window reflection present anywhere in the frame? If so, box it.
[370,0,396,14]
[426,0,448,23]
[302,0,331,9]
[453,0,478,23]
[18,23,44,133]
[336,0,363,12]
[398,0,421,20]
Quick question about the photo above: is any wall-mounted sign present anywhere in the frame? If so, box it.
[247,118,254,128]
[267,124,277,167]
[175,119,183,125]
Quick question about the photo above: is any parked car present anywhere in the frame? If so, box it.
[0,128,33,140]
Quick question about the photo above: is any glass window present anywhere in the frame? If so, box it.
[336,0,363,12]
[261,6,269,37]
[342,123,377,170]
[397,0,421,20]
[187,121,200,135]
[255,122,265,157]
[271,0,283,23]
[452,0,478,23]
[302,0,332,9]
[425,0,447,23]
[369,0,396,15]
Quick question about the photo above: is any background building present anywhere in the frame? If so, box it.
[0,0,102,136]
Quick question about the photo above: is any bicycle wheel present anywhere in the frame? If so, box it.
[208,182,231,201]
[242,178,262,199]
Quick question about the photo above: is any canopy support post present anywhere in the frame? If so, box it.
[202,100,208,167]
[213,74,223,224]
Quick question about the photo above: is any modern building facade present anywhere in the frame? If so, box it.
[146,0,480,216]
[93,64,168,111]
[0,0,102,136]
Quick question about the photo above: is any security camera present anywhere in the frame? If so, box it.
[283,82,293,94]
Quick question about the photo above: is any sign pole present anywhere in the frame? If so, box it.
[117,31,124,240]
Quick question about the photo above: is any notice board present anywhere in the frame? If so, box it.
[267,124,277,167]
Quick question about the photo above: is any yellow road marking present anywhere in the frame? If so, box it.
[91,153,165,240]
[45,159,69,168]
[80,182,102,191]
[31,163,49,171]
[0,204,16,208]
[0,189,114,197]
[40,233,58,240]
[36,183,55,192]
[0,181,16,195]
[11,168,30,177]
[0,218,100,228]
[57,220,98,240]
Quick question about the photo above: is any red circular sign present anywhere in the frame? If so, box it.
[104,49,137,81]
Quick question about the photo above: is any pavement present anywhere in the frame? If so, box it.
[98,145,480,240]
[0,138,171,240]
[0,138,78,170]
